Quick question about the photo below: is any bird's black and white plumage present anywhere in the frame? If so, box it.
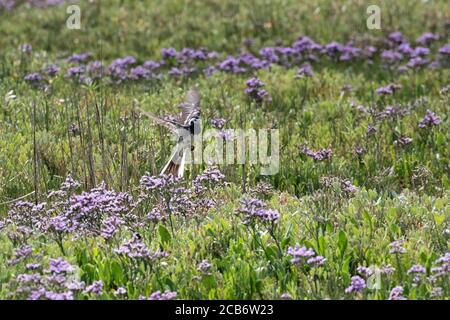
[137,88,201,178]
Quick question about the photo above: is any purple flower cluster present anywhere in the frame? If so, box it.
[12,257,84,300]
[7,245,33,266]
[430,252,449,281]
[237,198,280,225]
[20,31,449,89]
[302,146,333,162]
[287,245,325,266]
[376,83,402,95]
[345,276,366,293]
[418,109,441,129]
[197,259,213,275]
[389,240,407,254]
[114,233,150,259]
[389,286,406,300]
[357,264,395,278]
[210,118,227,130]
[1,0,65,11]
[1,176,140,246]
[245,77,270,103]
[193,166,225,193]
[83,280,103,296]
[115,233,168,261]
[139,290,177,300]
[295,63,314,78]
[395,136,413,147]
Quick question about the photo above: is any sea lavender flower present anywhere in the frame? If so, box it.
[287,245,315,264]
[408,266,426,285]
[143,60,162,70]
[280,293,292,300]
[259,47,279,63]
[354,146,365,156]
[19,43,32,53]
[6,200,46,233]
[36,290,74,301]
[66,52,92,63]
[388,32,406,44]
[150,250,169,261]
[389,240,406,254]
[83,280,103,295]
[87,60,104,77]
[398,43,413,55]
[65,66,85,78]
[100,216,124,240]
[295,63,313,78]
[367,124,377,135]
[324,41,344,58]
[26,263,41,270]
[389,286,406,300]
[115,233,150,259]
[416,32,438,45]
[407,264,426,274]
[407,57,429,69]
[438,44,450,55]
[147,290,177,300]
[193,166,225,193]
[245,77,269,103]
[381,264,395,275]
[15,245,33,259]
[114,287,127,296]
[140,174,176,191]
[45,64,60,76]
[219,56,246,73]
[376,86,393,95]
[24,72,43,83]
[395,136,413,147]
[345,276,366,293]
[168,67,183,77]
[341,180,358,194]
[60,174,80,192]
[301,146,333,162]
[376,83,402,95]
[431,287,443,298]
[411,46,430,58]
[66,280,85,292]
[161,48,177,59]
[237,198,280,225]
[357,266,374,277]
[435,252,450,265]
[147,206,165,223]
[306,255,326,266]
[129,66,151,80]
[418,109,441,128]
[48,214,75,234]
[381,50,403,63]
[210,118,227,130]
[45,258,74,274]
[197,259,212,275]
[203,65,218,77]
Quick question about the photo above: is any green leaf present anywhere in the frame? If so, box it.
[338,231,348,257]
[265,245,279,262]
[317,235,326,256]
[158,224,172,245]
[111,260,123,283]
[434,214,445,226]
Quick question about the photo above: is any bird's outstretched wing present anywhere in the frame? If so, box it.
[136,106,179,133]
[178,88,201,125]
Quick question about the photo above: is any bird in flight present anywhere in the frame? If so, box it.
[137,88,201,178]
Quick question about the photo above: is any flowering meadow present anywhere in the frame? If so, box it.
[0,0,449,300]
